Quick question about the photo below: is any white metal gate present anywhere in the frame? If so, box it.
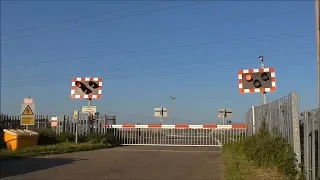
[105,124,247,146]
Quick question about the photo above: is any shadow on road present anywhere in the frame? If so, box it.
[0,157,87,178]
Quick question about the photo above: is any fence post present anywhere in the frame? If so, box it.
[290,92,302,166]
[252,105,256,135]
[303,111,309,180]
[37,115,40,129]
[318,108,320,180]
[311,112,316,180]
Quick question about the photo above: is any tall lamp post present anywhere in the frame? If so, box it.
[170,96,176,125]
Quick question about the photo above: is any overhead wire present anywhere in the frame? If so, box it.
[0,1,163,36]
[1,54,315,88]
[1,3,315,120]
[7,8,313,56]
[1,5,314,88]
[0,1,209,41]
[1,56,314,119]
[1,62,313,88]
[2,30,314,68]
[2,48,314,82]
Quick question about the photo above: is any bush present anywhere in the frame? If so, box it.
[240,120,301,179]
[37,130,76,145]
[79,133,120,146]
[0,133,6,149]
[57,132,75,143]
[37,131,76,144]
[79,134,106,144]
[104,133,121,146]
[37,130,59,145]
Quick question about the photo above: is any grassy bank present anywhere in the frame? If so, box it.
[0,142,110,159]
[222,121,304,180]
[0,130,121,159]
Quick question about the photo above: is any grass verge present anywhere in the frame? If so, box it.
[223,142,285,180]
[222,120,306,180]
[0,142,111,160]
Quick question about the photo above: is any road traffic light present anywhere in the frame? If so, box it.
[238,68,276,93]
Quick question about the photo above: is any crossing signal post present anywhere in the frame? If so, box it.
[71,77,103,143]
[259,56,267,104]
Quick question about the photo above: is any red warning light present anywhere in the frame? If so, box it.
[245,74,253,82]
[76,81,81,87]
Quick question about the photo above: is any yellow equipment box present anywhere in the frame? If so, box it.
[3,129,39,151]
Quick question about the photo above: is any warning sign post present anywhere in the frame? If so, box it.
[21,104,35,126]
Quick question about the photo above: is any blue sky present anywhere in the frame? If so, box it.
[0,1,317,124]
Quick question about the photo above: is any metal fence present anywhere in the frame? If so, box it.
[1,114,247,147]
[245,92,301,164]
[301,109,319,180]
[106,125,247,146]
[0,114,117,136]
[245,92,320,179]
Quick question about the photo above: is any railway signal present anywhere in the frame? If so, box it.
[75,81,92,94]
[238,68,276,93]
[70,77,103,144]
[71,77,103,99]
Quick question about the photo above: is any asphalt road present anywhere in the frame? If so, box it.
[1,146,223,180]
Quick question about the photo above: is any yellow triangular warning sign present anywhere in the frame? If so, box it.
[22,105,34,115]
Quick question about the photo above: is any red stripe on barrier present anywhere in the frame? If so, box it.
[122,124,135,128]
[203,125,217,129]
[148,124,162,128]
[175,124,189,129]
[231,124,247,129]
[100,124,247,129]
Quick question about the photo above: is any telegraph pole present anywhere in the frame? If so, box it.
[170,96,176,124]
[259,56,267,105]
[315,0,320,177]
